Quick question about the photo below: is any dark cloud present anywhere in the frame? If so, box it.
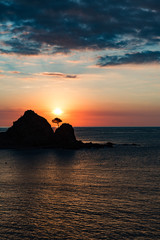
[0,0,160,64]
[39,72,77,78]
[66,74,77,78]
[52,47,71,54]
[1,38,41,55]
[98,51,160,66]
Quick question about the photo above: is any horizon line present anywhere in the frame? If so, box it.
[1,125,160,128]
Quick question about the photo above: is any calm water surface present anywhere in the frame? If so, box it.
[0,127,160,239]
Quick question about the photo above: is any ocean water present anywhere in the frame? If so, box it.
[0,127,160,239]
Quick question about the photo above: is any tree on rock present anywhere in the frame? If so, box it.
[52,118,62,127]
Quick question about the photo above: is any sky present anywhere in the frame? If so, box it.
[0,0,160,126]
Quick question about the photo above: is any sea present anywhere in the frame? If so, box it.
[0,127,160,240]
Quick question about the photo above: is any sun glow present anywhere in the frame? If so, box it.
[52,108,63,115]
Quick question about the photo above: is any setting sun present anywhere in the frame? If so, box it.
[52,108,63,115]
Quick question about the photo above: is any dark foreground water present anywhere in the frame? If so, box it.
[0,127,160,239]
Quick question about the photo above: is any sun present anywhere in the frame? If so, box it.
[52,108,63,115]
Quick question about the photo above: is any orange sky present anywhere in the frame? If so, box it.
[0,61,160,127]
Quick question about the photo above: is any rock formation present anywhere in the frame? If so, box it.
[0,110,113,149]
[54,123,77,148]
[0,110,54,147]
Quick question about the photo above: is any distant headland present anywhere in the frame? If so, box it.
[0,110,113,149]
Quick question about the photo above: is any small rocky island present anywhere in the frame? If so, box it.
[0,110,113,149]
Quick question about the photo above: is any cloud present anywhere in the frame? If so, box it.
[97,51,160,66]
[1,38,41,55]
[0,70,21,74]
[66,74,77,78]
[38,72,77,78]
[66,60,84,64]
[0,0,159,65]
[8,71,21,74]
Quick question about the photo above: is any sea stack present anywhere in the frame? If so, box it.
[0,110,79,148]
[54,123,77,148]
[0,110,54,147]
[0,110,113,149]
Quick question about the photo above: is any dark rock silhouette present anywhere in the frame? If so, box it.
[0,110,54,147]
[54,123,77,147]
[0,110,113,149]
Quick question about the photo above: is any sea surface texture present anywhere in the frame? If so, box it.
[0,127,160,239]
